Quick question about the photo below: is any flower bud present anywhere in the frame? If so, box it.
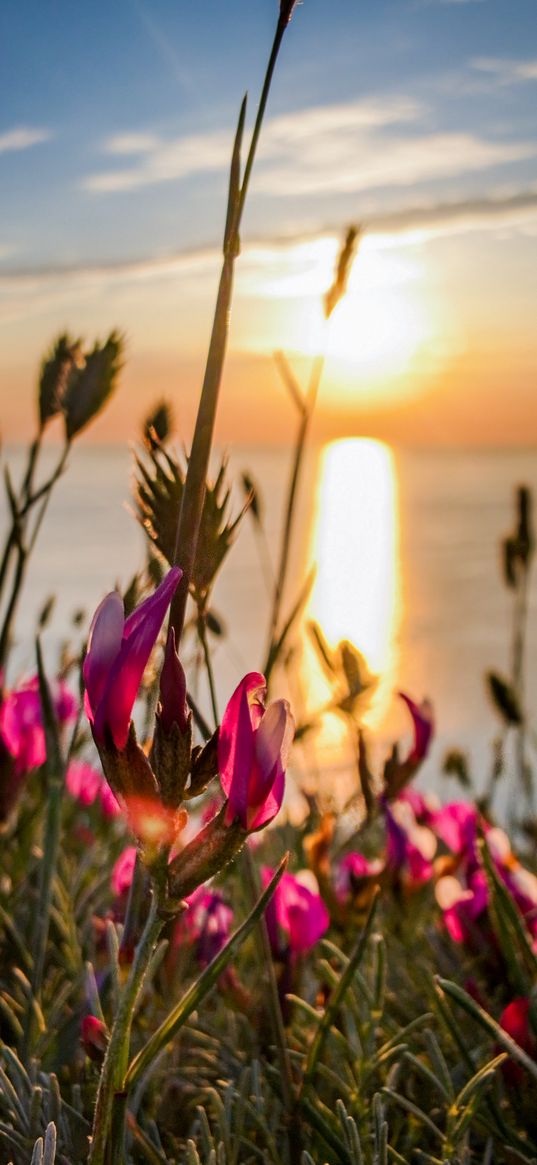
[81,1015,109,1063]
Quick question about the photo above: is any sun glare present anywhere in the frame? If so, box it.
[304,437,401,734]
[240,233,437,395]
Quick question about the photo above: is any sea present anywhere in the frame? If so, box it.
[3,440,537,822]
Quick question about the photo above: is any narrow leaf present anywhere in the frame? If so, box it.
[125,857,288,1089]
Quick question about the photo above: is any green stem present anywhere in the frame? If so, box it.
[119,851,147,964]
[242,848,296,1122]
[0,434,42,598]
[0,443,69,671]
[264,354,324,681]
[169,16,289,647]
[88,889,165,1165]
[197,608,219,728]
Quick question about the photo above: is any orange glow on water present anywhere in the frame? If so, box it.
[306,437,400,733]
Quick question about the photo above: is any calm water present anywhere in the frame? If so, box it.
[3,441,537,815]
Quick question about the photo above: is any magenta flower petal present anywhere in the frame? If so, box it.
[83,592,124,718]
[262,868,329,956]
[399,691,434,763]
[219,673,294,831]
[85,567,182,750]
[219,672,264,817]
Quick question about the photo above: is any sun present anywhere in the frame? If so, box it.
[236,232,439,396]
[323,236,435,386]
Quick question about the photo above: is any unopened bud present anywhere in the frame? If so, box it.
[159,629,189,735]
[280,0,299,26]
[81,1015,109,1063]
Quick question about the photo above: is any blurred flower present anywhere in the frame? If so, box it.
[384,692,434,799]
[435,869,488,944]
[83,567,181,750]
[66,759,102,806]
[0,676,76,776]
[111,846,137,897]
[81,1015,109,1063]
[499,997,537,1087]
[399,692,434,764]
[334,851,384,905]
[432,800,479,862]
[262,867,329,957]
[385,798,436,890]
[180,886,234,967]
[66,758,121,817]
[219,672,294,831]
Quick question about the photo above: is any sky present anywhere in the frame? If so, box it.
[1,0,536,446]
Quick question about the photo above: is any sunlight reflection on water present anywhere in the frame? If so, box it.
[307,437,400,729]
[295,438,402,805]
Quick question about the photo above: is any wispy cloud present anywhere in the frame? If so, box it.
[0,127,51,155]
[471,57,537,86]
[82,97,422,193]
[82,96,536,200]
[2,187,536,320]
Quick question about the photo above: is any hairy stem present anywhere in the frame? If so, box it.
[88,889,165,1165]
[264,354,324,682]
[169,16,289,647]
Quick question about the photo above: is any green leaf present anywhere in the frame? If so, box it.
[437,977,537,1082]
[301,889,379,1091]
[485,671,522,725]
[479,836,537,993]
[124,857,288,1089]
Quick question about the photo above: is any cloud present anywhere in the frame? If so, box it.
[82,96,536,200]
[471,57,537,86]
[1,187,536,322]
[82,97,422,193]
[0,127,51,154]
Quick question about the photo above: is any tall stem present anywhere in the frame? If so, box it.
[169,16,288,647]
[88,890,165,1165]
[264,354,324,680]
[0,443,69,671]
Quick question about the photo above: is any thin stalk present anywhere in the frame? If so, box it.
[119,851,147,964]
[169,15,290,647]
[513,566,531,801]
[0,435,42,611]
[88,889,165,1165]
[197,608,219,729]
[22,779,64,1057]
[264,354,324,679]
[0,443,69,670]
[242,845,297,1157]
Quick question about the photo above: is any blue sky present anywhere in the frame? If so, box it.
[1,0,537,442]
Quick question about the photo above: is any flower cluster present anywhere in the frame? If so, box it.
[82,570,295,897]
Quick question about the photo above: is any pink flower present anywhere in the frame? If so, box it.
[218,672,294,831]
[180,886,234,966]
[385,798,436,888]
[262,867,329,957]
[335,852,384,903]
[66,758,121,817]
[66,759,103,806]
[399,692,434,765]
[111,846,137,897]
[435,870,489,943]
[99,780,121,818]
[0,676,77,775]
[432,801,479,863]
[83,567,181,750]
[81,1015,109,1062]
[499,998,537,1086]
